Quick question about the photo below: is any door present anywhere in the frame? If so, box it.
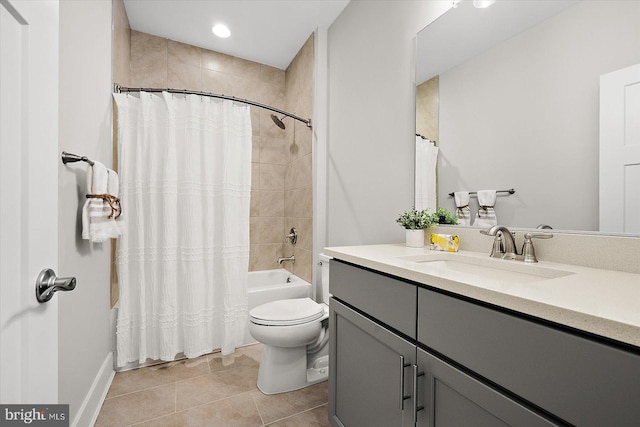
[0,0,59,403]
[329,298,416,427]
[416,348,558,427]
[600,63,640,233]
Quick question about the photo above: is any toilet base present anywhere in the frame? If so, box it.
[256,345,329,395]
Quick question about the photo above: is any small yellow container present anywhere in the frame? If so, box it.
[430,233,459,252]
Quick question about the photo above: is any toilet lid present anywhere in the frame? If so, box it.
[249,298,323,326]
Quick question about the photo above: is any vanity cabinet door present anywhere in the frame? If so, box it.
[415,348,558,427]
[329,298,416,427]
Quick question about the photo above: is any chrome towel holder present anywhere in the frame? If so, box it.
[61,151,94,166]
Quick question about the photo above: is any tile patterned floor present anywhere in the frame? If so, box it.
[95,344,330,426]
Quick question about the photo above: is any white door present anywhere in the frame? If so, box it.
[600,64,640,234]
[0,0,59,403]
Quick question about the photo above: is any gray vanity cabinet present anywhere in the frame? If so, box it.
[329,259,640,426]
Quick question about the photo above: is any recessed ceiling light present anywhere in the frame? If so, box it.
[212,24,231,38]
[473,0,496,8]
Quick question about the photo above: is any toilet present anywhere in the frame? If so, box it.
[248,254,332,394]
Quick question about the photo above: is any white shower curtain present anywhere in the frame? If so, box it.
[113,92,252,367]
[415,136,439,212]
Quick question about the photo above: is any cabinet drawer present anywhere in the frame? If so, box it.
[330,260,416,338]
[418,287,640,427]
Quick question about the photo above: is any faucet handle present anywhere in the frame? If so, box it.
[490,233,505,258]
[480,228,505,258]
[522,232,553,263]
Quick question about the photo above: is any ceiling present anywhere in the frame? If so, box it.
[123,0,350,70]
[417,0,578,84]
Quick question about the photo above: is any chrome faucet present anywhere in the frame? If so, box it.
[481,226,553,263]
[277,255,295,265]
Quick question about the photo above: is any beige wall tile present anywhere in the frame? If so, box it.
[259,190,285,218]
[256,217,285,244]
[130,31,168,88]
[250,191,259,217]
[261,136,290,165]
[250,106,261,136]
[168,39,201,68]
[202,49,234,73]
[249,244,282,271]
[259,163,286,190]
[231,57,261,80]
[261,64,286,88]
[251,163,260,188]
[292,247,312,283]
[250,135,261,163]
[168,63,201,91]
[285,187,312,219]
[201,69,235,95]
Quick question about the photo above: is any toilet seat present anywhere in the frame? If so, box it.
[250,298,323,326]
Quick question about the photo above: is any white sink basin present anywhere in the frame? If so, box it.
[396,253,574,291]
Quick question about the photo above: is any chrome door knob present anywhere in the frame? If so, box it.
[35,268,76,303]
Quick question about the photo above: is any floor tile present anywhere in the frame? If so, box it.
[251,381,329,425]
[133,391,263,427]
[95,383,175,427]
[265,404,330,427]
[176,364,260,411]
[209,345,261,373]
[107,354,210,398]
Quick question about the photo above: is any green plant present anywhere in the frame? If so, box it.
[432,207,458,225]
[396,209,433,230]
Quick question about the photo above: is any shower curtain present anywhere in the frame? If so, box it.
[113,92,252,367]
[415,136,439,212]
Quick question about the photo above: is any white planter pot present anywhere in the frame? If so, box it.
[405,229,425,248]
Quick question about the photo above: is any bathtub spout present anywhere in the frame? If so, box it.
[277,255,295,265]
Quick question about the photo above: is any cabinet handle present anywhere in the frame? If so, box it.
[399,355,411,410]
[412,364,425,424]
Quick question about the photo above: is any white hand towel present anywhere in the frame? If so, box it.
[474,190,498,227]
[415,137,439,212]
[81,162,122,242]
[454,192,471,226]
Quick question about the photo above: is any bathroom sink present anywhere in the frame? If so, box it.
[396,253,574,291]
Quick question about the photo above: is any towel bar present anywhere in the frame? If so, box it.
[448,188,515,197]
[61,151,94,166]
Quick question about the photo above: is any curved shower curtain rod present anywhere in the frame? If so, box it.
[114,84,312,128]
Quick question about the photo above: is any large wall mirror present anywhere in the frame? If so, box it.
[416,0,640,235]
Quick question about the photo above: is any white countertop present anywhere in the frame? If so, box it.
[324,244,640,349]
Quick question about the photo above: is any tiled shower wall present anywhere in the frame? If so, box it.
[116,13,313,282]
[416,75,438,142]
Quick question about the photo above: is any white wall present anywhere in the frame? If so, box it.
[437,0,640,231]
[58,1,114,425]
[326,1,450,246]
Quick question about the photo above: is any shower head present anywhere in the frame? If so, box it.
[270,114,286,130]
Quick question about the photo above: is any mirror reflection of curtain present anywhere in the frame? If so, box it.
[415,137,439,212]
[113,92,252,367]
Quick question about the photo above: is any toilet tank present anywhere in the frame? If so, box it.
[319,253,332,305]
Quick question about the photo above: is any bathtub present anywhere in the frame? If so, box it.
[241,269,312,346]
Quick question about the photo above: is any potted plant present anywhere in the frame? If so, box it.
[432,207,459,225]
[396,209,433,247]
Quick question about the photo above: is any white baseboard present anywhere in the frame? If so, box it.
[71,352,115,427]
